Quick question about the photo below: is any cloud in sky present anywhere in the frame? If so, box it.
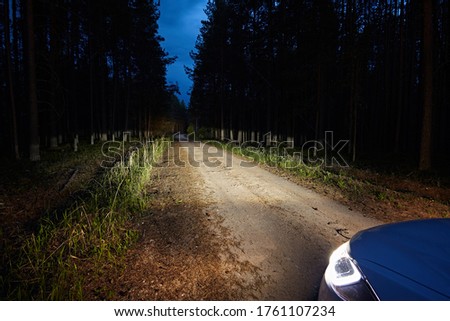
[158,0,208,103]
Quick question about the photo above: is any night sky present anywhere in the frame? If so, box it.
[158,0,208,104]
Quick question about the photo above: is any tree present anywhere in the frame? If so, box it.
[189,0,449,169]
[419,0,433,171]
[25,0,40,161]
[4,0,20,159]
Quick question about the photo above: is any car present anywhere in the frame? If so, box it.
[173,132,189,142]
[318,218,450,301]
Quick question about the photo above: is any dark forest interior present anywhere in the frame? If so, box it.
[189,0,449,172]
[1,0,450,301]
[0,0,449,171]
[0,0,186,162]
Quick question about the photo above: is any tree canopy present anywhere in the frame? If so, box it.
[1,0,180,160]
[189,0,449,170]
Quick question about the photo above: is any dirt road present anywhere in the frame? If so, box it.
[2,140,445,301]
[168,142,381,300]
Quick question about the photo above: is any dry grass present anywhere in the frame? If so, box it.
[82,145,263,300]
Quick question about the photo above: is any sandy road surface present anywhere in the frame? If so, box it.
[173,142,381,300]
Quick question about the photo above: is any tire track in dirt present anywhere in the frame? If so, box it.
[188,142,381,300]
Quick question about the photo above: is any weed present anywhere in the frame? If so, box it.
[212,141,406,207]
[375,190,387,201]
[3,138,167,300]
[336,177,347,189]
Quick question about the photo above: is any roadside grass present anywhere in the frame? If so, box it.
[2,139,167,300]
[208,141,450,220]
[210,140,353,187]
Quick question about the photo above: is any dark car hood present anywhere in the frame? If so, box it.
[349,219,450,300]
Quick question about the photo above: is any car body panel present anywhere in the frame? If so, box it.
[355,259,450,300]
[349,219,450,300]
[319,218,450,300]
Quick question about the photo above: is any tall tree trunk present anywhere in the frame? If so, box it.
[100,61,107,141]
[220,44,225,141]
[5,0,20,160]
[49,3,59,149]
[349,60,357,162]
[419,0,433,171]
[315,63,322,157]
[125,67,131,131]
[89,41,95,144]
[70,3,80,144]
[12,0,20,76]
[394,0,405,153]
[25,0,40,161]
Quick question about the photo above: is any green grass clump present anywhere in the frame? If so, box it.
[209,140,363,195]
[5,139,167,300]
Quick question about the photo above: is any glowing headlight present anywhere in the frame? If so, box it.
[325,242,362,286]
[323,241,379,300]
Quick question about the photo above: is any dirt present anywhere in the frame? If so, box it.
[95,142,382,300]
[91,145,263,300]
[344,167,450,222]
[189,143,382,300]
[1,141,449,300]
[260,162,450,224]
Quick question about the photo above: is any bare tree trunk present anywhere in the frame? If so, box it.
[125,68,131,131]
[315,63,322,157]
[394,0,405,153]
[419,0,433,171]
[350,60,359,163]
[89,42,95,144]
[12,0,20,77]
[49,3,59,149]
[100,56,108,142]
[220,44,225,141]
[5,0,20,160]
[25,0,40,161]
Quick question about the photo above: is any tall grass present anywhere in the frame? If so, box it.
[5,139,167,300]
[212,141,356,193]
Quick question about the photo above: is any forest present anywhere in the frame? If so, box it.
[189,0,449,171]
[1,0,450,302]
[0,0,186,162]
[1,0,449,171]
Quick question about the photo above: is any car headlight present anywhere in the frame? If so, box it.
[324,242,379,300]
